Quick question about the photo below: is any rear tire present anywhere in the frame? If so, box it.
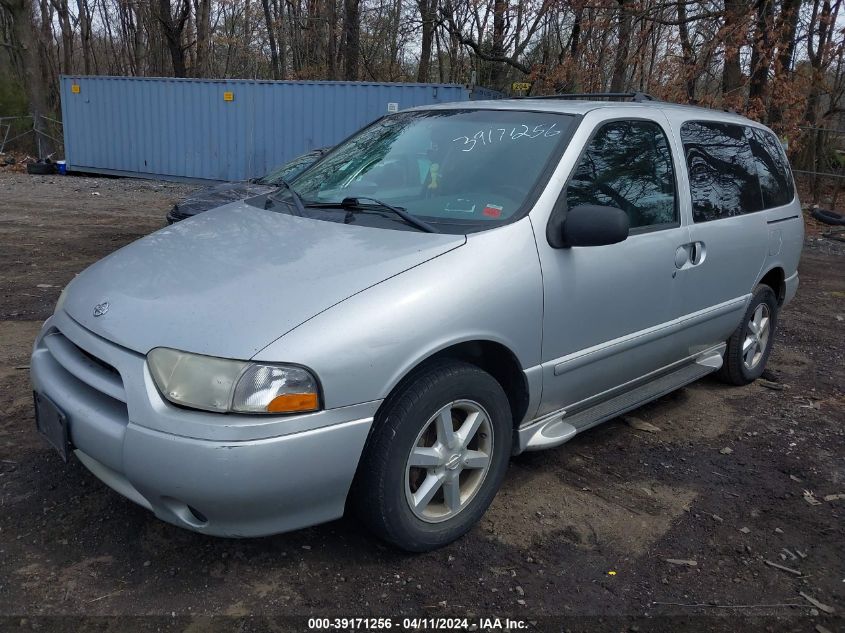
[352,361,512,552]
[718,285,779,385]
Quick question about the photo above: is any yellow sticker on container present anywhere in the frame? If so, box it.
[71,84,80,94]
[223,91,234,102]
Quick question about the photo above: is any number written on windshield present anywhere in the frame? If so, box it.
[453,122,563,152]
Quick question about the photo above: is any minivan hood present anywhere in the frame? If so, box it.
[63,203,465,358]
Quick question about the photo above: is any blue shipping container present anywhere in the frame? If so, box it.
[60,76,494,182]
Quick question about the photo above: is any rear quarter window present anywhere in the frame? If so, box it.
[748,127,795,208]
[681,121,763,222]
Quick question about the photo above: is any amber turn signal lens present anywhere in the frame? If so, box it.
[266,392,319,413]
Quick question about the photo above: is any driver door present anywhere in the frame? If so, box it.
[534,112,692,418]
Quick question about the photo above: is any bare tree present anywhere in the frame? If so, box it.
[721,0,746,107]
[193,0,211,75]
[154,0,191,76]
[3,0,845,167]
[767,0,801,124]
[0,0,55,156]
[748,0,774,102]
[343,0,359,79]
[260,0,281,78]
[417,0,436,81]
[76,0,92,72]
[609,0,631,92]
[676,0,696,100]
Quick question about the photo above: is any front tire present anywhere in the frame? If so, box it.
[718,284,779,385]
[352,361,512,552]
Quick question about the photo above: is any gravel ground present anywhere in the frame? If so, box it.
[0,172,843,632]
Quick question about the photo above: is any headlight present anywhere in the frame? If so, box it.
[147,348,320,414]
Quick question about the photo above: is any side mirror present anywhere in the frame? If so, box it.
[548,205,630,248]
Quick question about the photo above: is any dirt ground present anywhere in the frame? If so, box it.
[0,172,843,632]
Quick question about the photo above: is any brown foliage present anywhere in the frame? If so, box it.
[1,0,843,165]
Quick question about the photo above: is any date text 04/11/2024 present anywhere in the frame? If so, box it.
[306,617,529,630]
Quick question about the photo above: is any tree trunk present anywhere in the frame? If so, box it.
[489,0,507,90]
[721,0,744,107]
[774,0,801,76]
[416,0,436,82]
[193,0,211,76]
[324,0,336,79]
[767,0,801,124]
[435,25,444,81]
[677,0,696,101]
[749,0,774,102]
[133,2,147,75]
[58,9,72,72]
[564,6,582,92]
[387,0,401,79]
[609,0,631,92]
[76,0,92,73]
[156,0,190,77]
[261,0,281,78]
[0,0,55,157]
[342,0,359,80]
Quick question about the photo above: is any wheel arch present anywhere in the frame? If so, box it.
[347,338,532,518]
[376,339,531,431]
[758,266,786,305]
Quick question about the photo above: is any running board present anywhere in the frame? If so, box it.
[518,348,723,453]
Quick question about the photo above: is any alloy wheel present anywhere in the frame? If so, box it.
[404,400,494,523]
[742,303,771,370]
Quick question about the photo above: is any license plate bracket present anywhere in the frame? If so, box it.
[34,392,70,462]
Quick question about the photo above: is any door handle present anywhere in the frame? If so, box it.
[690,241,706,265]
[674,242,706,270]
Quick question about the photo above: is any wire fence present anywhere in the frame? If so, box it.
[0,115,63,159]
[792,125,845,210]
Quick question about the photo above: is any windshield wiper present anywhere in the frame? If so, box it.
[266,179,306,216]
[334,197,439,233]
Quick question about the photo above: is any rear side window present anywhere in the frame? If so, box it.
[566,120,677,229]
[749,128,794,208]
[681,121,763,222]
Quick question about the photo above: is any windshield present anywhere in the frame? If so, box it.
[258,150,325,185]
[272,109,574,233]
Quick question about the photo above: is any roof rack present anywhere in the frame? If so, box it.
[520,92,657,103]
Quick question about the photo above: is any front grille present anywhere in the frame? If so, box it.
[76,344,120,377]
[42,328,128,406]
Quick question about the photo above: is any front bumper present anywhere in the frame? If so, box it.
[30,310,377,537]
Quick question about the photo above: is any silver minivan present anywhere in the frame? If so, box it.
[31,96,802,551]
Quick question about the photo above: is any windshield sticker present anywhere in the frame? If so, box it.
[483,204,503,218]
[453,122,563,152]
[446,199,476,214]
